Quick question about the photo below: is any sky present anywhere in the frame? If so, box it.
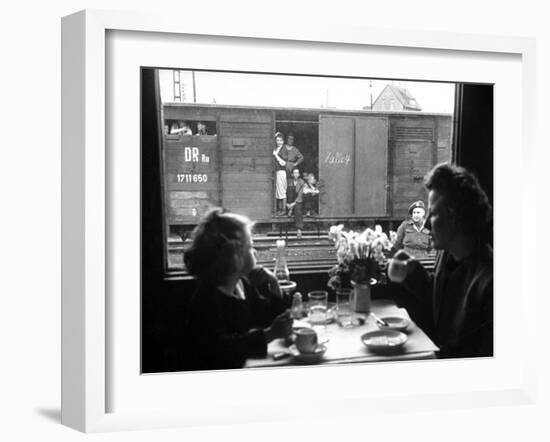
[159,69,455,114]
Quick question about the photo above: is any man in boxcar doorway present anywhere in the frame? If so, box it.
[388,163,493,359]
[282,134,304,177]
[286,168,305,239]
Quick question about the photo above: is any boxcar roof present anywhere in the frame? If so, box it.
[162,102,452,118]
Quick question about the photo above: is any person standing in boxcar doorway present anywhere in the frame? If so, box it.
[273,132,288,215]
[282,134,304,178]
[393,200,433,259]
[286,167,305,239]
[273,133,304,212]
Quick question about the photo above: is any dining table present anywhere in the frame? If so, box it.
[245,298,439,368]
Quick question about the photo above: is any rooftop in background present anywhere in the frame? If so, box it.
[371,84,423,112]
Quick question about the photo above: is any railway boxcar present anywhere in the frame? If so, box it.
[162,103,452,235]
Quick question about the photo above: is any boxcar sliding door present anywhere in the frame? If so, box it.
[354,117,388,216]
[218,109,273,221]
[319,115,388,217]
[318,116,355,217]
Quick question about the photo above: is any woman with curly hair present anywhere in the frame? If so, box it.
[183,208,292,370]
[389,163,493,358]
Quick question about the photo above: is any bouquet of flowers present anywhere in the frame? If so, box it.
[327,224,394,290]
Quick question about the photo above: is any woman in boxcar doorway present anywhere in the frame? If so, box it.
[273,132,288,215]
[183,208,292,370]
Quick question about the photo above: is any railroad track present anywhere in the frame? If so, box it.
[168,233,435,275]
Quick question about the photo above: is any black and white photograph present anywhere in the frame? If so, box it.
[141,68,493,373]
[2,0,547,440]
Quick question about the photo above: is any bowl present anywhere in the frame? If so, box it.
[361,330,407,354]
[376,316,410,332]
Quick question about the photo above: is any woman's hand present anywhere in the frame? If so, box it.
[248,266,283,301]
[388,250,412,283]
[265,310,293,342]
[388,250,426,283]
[393,250,412,261]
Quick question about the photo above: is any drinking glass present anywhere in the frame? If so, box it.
[335,289,354,327]
[307,291,328,325]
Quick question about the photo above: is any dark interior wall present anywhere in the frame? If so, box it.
[453,83,494,205]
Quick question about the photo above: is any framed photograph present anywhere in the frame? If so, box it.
[62,9,537,433]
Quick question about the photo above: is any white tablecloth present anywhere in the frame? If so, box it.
[246,299,439,368]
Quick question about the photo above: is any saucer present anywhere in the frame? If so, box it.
[288,344,327,363]
[376,316,410,332]
[361,330,407,353]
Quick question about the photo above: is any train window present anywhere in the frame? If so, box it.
[164,119,217,137]
[142,69,493,374]
[152,69,458,273]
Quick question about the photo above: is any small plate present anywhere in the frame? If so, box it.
[361,330,407,353]
[288,344,327,363]
[376,316,410,332]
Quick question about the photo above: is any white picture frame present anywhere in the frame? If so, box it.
[61,9,537,433]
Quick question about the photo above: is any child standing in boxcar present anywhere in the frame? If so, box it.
[303,173,320,216]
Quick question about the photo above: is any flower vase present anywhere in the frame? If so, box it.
[351,281,371,313]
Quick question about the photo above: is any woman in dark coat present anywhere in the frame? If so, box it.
[183,208,292,370]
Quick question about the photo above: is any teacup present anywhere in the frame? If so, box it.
[387,258,409,283]
[294,327,318,353]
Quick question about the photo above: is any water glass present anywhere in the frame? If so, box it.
[307,291,328,325]
[335,289,354,327]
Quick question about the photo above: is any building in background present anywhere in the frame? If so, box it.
[372,84,422,111]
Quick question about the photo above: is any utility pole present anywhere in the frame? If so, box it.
[173,70,182,102]
[369,80,373,109]
[192,71,197,103]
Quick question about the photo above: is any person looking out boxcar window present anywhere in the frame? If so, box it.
[170,120,193,135]
[196,121,207,135]
[183,208,292,370]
